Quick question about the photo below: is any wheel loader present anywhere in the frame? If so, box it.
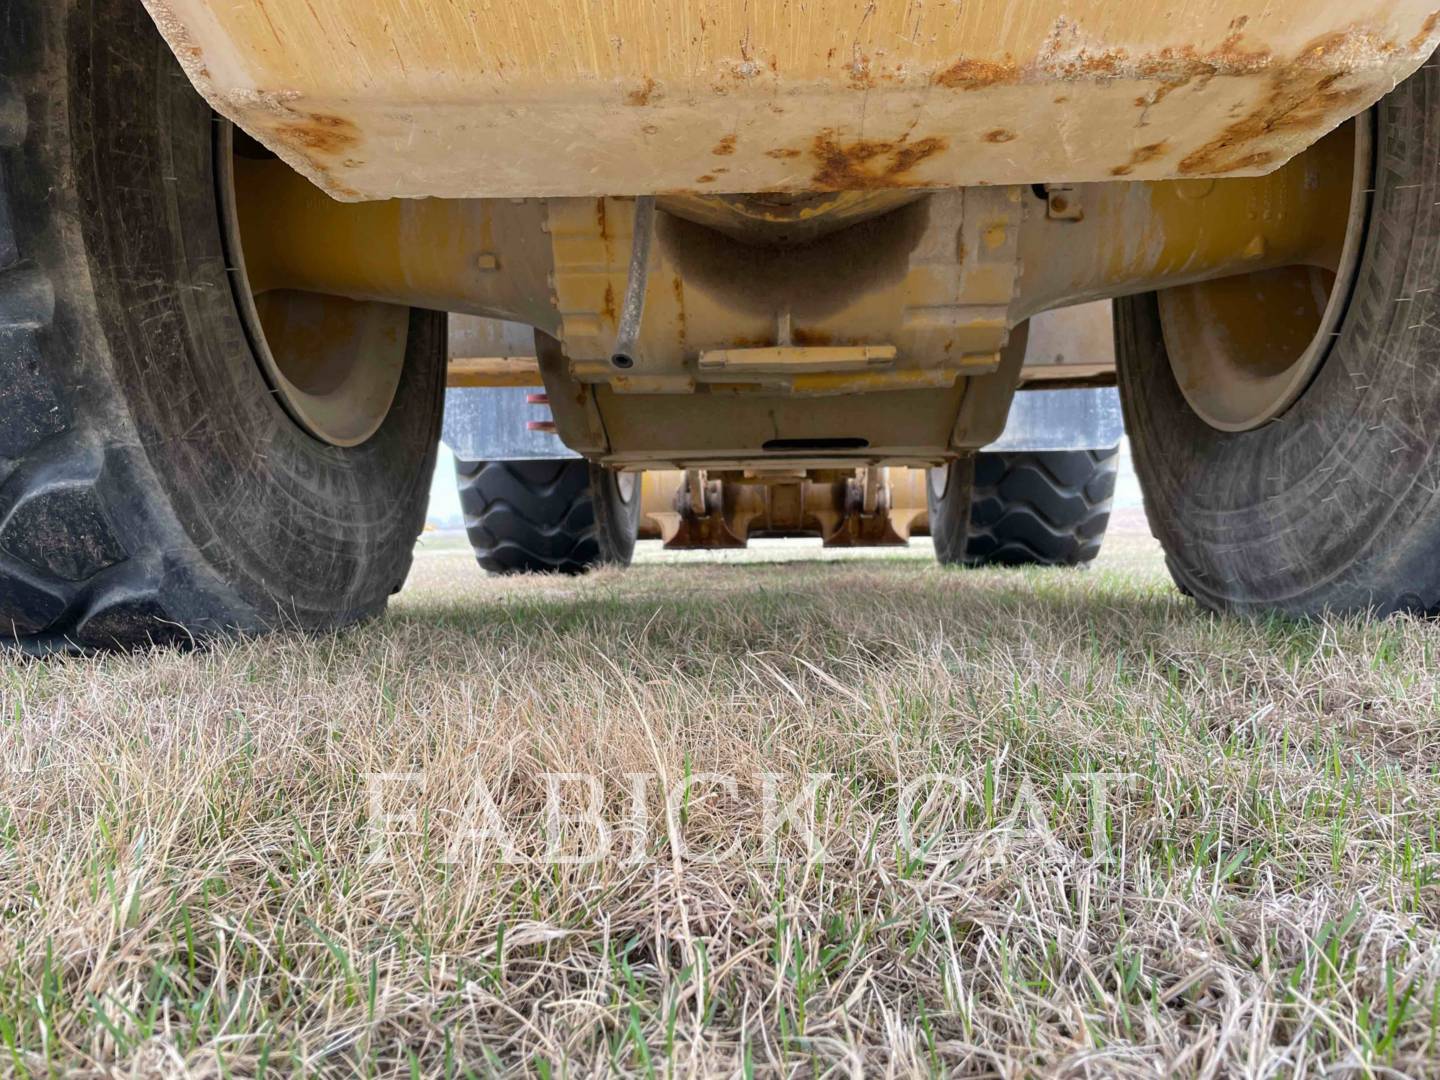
[3,0,1440,646]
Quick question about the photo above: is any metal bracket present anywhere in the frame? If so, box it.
[1044,184,1083,222]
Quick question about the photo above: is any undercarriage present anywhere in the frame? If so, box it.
[2,0,1440,647]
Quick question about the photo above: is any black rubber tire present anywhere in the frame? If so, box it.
[0,1,445,649]
[1116,54,1440,617]
[926,455,977,566]
[456,459,640,574]
[963,449,1120,567]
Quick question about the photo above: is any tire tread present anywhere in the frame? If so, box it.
[0,8,445,649]
[457,459,632,575]
[963,448,1120,567]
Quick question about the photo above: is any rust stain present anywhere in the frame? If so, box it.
[672,276,687,343]
[275,112,360,155]
[848,50,877,89]
[932,29,1278,113]
[791,327,834,346]
[602,283,617,325]
[934,56,1020,90]
[808,129,947,190]
[1110,141,1169,176]
[1177,31,1383,174]
[713,134,737,155]
[721,57,765,83]
[1131,37,1273,111]
[1048,48,1132,80]
[983,128,1018,144]
[765,147,802,159]
[626,76,658,106]
[596,198,608,241]
[695,173,718,183]
[1411,11,1440,51]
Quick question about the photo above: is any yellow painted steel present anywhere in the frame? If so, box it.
[698,345,899,373]
[1016,122,1356,317]
[231,158,557,332]
[146,0,1440,200]
[236,128,1353,365]
[446,358,543,389]
[229,114,1358,466]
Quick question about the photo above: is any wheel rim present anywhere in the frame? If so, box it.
[929,464,950,501]
[216,125,410,447]
[1156,117,1373,433]
[615,471,638,504]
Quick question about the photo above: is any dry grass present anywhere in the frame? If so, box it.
[3,516,1440,1076]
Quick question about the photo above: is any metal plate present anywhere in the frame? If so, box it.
[444,383,1122,461]
[145,0,1440,200]
[442,387,579,463]
[986,387,1123,453]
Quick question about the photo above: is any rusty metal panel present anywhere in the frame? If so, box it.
[144,0,1440,201]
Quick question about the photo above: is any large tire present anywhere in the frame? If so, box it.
[456,459,640,574]
[1116,55,1440,617]
[0,1,445,649]
[963,449,1119,567]
[926,455,977,566]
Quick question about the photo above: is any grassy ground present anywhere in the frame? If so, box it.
[3,515,1440,1076]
